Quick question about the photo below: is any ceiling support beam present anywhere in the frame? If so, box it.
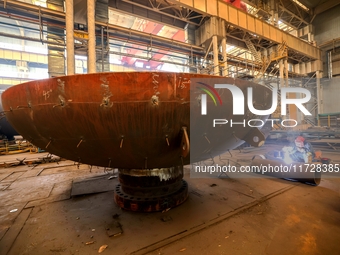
[314,0,340,16]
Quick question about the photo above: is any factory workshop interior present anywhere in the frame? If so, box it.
[0,0,340,254]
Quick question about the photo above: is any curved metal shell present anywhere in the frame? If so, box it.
[0,98,19,140]
[1,72,272,168]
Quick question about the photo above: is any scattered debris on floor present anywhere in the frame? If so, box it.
[161,216,172,222]
[98,244,108,253]
[162,208,171,213]
[0,154,63,168]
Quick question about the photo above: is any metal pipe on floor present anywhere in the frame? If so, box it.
[251,158,321,185]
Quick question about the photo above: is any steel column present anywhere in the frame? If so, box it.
[65,0,75,75]
[213,35,219,76]
[221,37,227,77]
[220,20,227,77]
[87,0,96,73]
[316,70,323,114]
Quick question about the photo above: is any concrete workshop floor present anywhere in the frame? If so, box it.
[0,144,340,255]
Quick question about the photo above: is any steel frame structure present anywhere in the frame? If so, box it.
[0,0,320,76]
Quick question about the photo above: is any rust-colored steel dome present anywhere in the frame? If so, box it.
[1,72,272,211]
